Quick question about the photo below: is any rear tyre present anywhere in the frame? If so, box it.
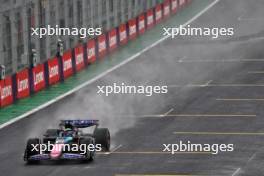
[79,138,95,162]
[24,138,41,164]
[93,128,110,151]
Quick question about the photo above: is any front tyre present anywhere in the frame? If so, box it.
[24,138,41,164]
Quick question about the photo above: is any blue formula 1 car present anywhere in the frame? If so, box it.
[23,120,110,164]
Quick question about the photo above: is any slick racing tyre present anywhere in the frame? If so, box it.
[94,128,110,151]
[80,138,95,162]
[24,138,41,164]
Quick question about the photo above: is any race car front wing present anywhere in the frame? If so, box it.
[27,153,86,161]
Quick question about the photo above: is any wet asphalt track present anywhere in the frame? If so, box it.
[1,0,264,175]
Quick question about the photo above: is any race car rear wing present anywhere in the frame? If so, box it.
[61,120,99,128]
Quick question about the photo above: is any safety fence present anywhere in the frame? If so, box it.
[0,0,192,108]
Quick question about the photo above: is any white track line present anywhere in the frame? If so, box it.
[178,59,264,63]
[248,153,256,162]
[169,83,264,88]
[232,168,241,176]
[238,16,264,21]
[168,80,213,88]
[201,80,213,87]
[177,56,187,63]
[248,71,264,74]
[101,144,123,155]
[232,152,257,176]
[163,108,174,117]
[0,0,220,130]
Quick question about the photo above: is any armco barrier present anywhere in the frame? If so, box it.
[118,23,128,46]
[0,0,193,109]
[108,28,118,52]
[15,69,30,99]
[163,0,171,19]
[171,0,178,14]
[97,34,107,59]
[0,76,13,107]
[61,50,74,79]
[128,18,137,40]
[74,45,85,72]
[138,13,146,35]
[155,4,163,24]
[46,56,60,86]
[146,9,155,29]
[87,39,96,64]
[31,63,46,92]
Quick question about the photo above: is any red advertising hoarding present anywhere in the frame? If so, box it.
[119,24,128,45]
[108,29,117,52]
[62,50,73,79]
[128,19,137,40]
[97,34,107,59]
[0,77,13,107]
[163,0,170,18]
[147,9,154,29]
[16,69,30,99]
[48,57,60,85]
[74,45,85,72]
[32,64,46,92]
[179,0,186,7]
[138,14,146,35]
[87,39,96,64]
[171,0,178,14]
[155,4,163,24]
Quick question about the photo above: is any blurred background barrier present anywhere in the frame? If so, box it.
[0,0,191,108]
